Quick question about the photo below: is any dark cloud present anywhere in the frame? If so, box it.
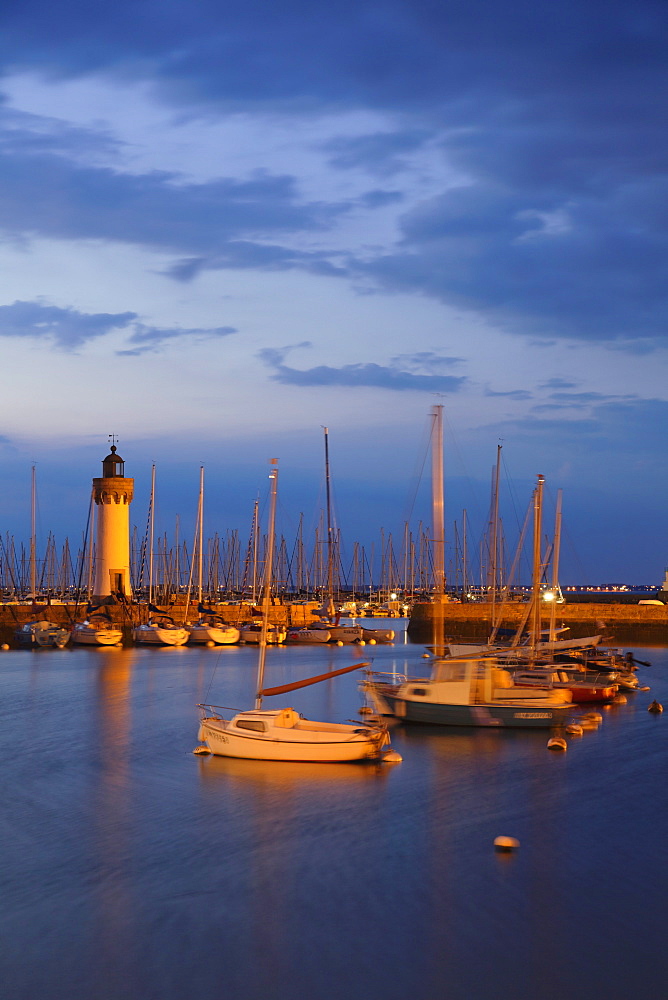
[0,300,135,348]
[322,129,431,176]
[0,299,237,353]
[0,1,665,345]
[259,344,467,391]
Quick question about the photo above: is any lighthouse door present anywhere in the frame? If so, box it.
[110,571,124,596]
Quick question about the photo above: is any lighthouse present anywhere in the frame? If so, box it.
[92,443,134,602]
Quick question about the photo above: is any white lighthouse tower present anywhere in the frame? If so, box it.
[92,442,134,602]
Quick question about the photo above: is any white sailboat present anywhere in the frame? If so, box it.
[185,467,240,645]
[132,465,188,646]
[197,460,397,763]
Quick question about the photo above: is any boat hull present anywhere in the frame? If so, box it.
[132,625,189,645]
[198,714,388,762]
[71,625,123,646]
[372,686,571,728]
[187,625,240,645]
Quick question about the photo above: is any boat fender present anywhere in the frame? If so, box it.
[565,724,583,736]
[648,700,663,714]
[382,749,403,763]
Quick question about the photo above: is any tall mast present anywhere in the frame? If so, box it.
[548,489,563,643]
[197,466,204,604]
[530,474,545,656]
[255,460,278,709]
[30,464,36,598]
[431,405,445,599]
[148,464,156,606]
[324,427,335,616]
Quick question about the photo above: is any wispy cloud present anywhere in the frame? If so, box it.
[0,299,238,354]
[259,344,467,392]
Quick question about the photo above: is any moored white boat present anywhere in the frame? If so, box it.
[196,460,399,765]
[361,627,395,643]
[310,621,363,643]
[14,619,70,648]
[187,619,240,644]
[198,706,390,763]
[363,655,573,728]
[286,627,332,643]
[239,622,286,644]
[71,620,123,646]
[133,618,189,645]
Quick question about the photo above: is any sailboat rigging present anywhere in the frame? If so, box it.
[196,459,398,763]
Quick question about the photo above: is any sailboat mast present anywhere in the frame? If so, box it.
[255,460,279,709]
[148,464,156,606]
[431,405,445,600]
[30,464,36,598]
[530,474,545,655]
[197,466,204,604]
[324,427,335,615]
[549,489,563,643]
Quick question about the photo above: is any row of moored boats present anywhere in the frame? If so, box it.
[13,615,396,648]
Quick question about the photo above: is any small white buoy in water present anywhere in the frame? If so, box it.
[566,723,583,737]
[192,746,210,755]
[648,700,663,714]
[336,640,344,647]
[358,640,366,646]
[583,711,603,724]
[494,836,520,852]
[640,686,651,692]
[359,705,374,716]
[382,749,403,763]
[422,653,430,659]
[206,641,215,647]
[614,694,627,705]
[1,644,9,651]
[368,638,376,645]
[547,736,568,751]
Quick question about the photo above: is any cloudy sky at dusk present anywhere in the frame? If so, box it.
[0,0,666,584]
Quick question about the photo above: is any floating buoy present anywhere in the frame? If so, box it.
[192,746,210,755]
[547,736,568,751]
[583,712,603,724]
[613,694,627,705]
[368,639,376,645]
[1,644,9,651]
[494,836,520,852]
[336,640,344,647]
[639,686,651,692]
[382,749,403,763]
[358,640,366,646]
[206,640,215,647]
[359,705,374,715]
[648,700,663,714]
[566,724,583,737]
[422,653,430,659]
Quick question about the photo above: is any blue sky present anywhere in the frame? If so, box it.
[0,0,666,583]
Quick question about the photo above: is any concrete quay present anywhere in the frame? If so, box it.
[0,599,322,646]
[408,599,668,644]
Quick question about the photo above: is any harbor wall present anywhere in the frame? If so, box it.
[0,600,322,647]
[407,600,668,644]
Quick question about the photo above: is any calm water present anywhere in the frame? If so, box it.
[1,626,667,1000]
